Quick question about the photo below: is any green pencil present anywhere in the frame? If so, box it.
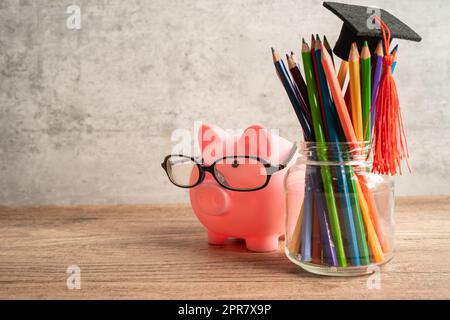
[361,41,371,141]
[301,39,347,267]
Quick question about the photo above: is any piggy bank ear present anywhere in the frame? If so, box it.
[238,124,271,158]
[198,124,226,153]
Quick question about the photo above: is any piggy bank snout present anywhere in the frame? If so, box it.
[191,183,230,216]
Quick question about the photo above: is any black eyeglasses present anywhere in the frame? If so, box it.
[161,144,297,192]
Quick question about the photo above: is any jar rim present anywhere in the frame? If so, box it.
[295,141,373,165]
[297,141,371,148]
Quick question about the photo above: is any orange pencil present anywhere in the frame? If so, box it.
[320,44,357,144]
[359,178,388,253]
[348,43,363,141]
[353,177,384,262]
[337,60,348,90]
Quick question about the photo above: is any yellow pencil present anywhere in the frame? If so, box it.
[288,202,304,255]
[348,43,363,141]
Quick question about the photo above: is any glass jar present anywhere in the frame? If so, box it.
[285,142,394,276]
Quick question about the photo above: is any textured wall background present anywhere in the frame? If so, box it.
[0,0,449,205]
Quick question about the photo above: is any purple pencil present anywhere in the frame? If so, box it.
[371,41,384,132]
[312,175,338,266]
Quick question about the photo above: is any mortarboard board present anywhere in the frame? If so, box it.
[323,2,422,60]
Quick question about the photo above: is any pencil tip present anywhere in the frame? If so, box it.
[271,47,275,53]
[320,43,328,59]
[291,51,294,55]
[390,44,399,57]
[301,39,309,52]
[302,38,306,44]
[315,37,321,50]
[375,41,384,56]
[361,41,371,58]
[349,43,359,60]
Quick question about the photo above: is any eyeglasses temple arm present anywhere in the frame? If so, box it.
[266,143,297,173]
[279,143,298,168]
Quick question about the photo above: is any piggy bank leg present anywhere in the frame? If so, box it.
[207,230,228,245]
[245,235,279,252]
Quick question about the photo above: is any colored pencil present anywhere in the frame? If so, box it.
[315,36,343,141]
[311,35,329,140]
[286,53,311,124]
[359,177,388,253]
[287,201,303,255]
[320,44,357,145]
[288,52,310,107]
[361,41,371,141]
[281,53,312,132]
[300,173,314,262]
[302,39,347,267]
[314,38,361,265]
[323,35,335,66]
[312,194,321,264]
[311,171,338,266]
[272,48,313,141]
[337,61,348,90]
[353,177,384,262]
[391,44,398,74]
[371,41,383,132]
[347,173,370,264]
[287,53,311,122]
[344,85,351,115]
[349,43,363,141]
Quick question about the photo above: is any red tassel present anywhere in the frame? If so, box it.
[371,17,410,176]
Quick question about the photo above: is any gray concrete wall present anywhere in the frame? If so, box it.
[0,0,448,205]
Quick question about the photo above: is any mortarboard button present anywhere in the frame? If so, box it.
[323,2,422,60]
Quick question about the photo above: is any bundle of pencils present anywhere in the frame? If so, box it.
[273,36,392,267]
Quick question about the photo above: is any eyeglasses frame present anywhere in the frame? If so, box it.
[161,144,297,192]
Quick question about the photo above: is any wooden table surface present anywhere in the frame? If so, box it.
[1,196,449,299]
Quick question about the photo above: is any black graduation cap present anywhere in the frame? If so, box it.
[323,2,422,60]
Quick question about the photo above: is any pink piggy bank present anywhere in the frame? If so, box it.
[189,124,297,252]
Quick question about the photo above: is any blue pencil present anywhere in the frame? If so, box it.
[391,61,397,73]
[391,44,398,74]
[272,49,313,141]
[314,37,361,266]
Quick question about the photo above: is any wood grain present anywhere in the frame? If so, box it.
[1,196,449,299]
